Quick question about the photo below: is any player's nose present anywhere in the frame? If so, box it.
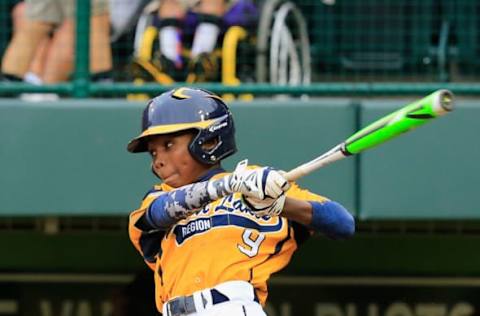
[152,155,165,168]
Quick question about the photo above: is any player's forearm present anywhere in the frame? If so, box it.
[144,176,234,229]
[144,162,291,229]
[282,198,313,226]
[283,197,355,239]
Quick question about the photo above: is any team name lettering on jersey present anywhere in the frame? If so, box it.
[173,195,283,245]
[209,194,270,220]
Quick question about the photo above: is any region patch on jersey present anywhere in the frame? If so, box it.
[174,213,283,245]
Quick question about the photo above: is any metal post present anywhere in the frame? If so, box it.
[73,0,91,98]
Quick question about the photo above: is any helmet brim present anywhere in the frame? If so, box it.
[126,119,217,153]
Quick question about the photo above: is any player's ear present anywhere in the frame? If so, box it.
[201,137,219,151]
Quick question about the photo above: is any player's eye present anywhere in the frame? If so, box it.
[165,140,173,149]
[149,150,156,157]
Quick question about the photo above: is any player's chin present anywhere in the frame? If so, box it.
[163,174,186,188]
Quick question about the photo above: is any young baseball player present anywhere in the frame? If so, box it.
[127,87,355,316]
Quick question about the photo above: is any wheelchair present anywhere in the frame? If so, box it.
[129,0,311,90]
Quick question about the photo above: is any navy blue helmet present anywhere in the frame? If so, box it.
[127,87,237,164]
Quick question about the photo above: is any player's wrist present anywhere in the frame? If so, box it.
[244,194,286,217]
[207,175,234,200]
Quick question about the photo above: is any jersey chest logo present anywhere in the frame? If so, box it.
[172,195,284,245]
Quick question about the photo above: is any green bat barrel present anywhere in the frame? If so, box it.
[344,89,454,155]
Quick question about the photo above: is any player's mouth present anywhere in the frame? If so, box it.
[162,173,181,186]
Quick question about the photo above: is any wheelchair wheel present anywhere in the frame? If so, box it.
[256,0,311,85]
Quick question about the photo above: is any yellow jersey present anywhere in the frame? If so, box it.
[129,170,328,312]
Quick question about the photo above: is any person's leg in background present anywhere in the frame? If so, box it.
[1,0,56,82]
[41,0,112,84]
[157,0,186,69]
[89,0,113,82]
[190,0,224,58]
[10,2,51,84]
[186,0,225,82]
[41,19,74,84]
[1,0,113,100]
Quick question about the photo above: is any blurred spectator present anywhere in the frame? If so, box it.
[10,1,50,86]
[156,0,227,82]
[1,0,112,86]
[109,0,150,42]
[7,1,63,101]
[130,0,258,85]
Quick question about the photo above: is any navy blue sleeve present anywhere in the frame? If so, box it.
[308,201,355,240]
[145,194,177,229]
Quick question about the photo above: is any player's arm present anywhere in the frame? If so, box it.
[129,192,168,269]
[137,180,224,230]
[282,197,355,240]
[139,161,288,230]
[239,169,355,240]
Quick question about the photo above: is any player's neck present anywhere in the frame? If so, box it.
[196,164,224,182]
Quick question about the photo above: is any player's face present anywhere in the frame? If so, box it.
[148,132,210,187]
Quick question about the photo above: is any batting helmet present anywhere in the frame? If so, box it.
[127,87,237,165]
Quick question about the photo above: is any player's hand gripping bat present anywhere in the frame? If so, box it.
[284,89,455,182]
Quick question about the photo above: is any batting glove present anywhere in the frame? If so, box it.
[243,194,287,217]
[227,160,290,199]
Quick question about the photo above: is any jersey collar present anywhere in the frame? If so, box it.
[196,167,226,182]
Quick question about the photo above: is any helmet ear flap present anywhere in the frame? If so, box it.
[201,136,222,155]
[188,114,236,165]
[189,134,221,164]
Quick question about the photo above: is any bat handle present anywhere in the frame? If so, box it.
[284,166,307,182]
[284,144,347,182]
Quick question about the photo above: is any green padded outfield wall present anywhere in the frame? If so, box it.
[359,98,479,219]
[0,98,478,219]
[0,99,356,216]
[2,98,480,312]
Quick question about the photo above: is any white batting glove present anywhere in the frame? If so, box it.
[227,160,290,200]
[243,194,287,217]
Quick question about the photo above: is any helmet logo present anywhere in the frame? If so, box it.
[209,121,228,132]
[172,87,193,99]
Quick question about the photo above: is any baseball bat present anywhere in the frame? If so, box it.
[284,89,454,181]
